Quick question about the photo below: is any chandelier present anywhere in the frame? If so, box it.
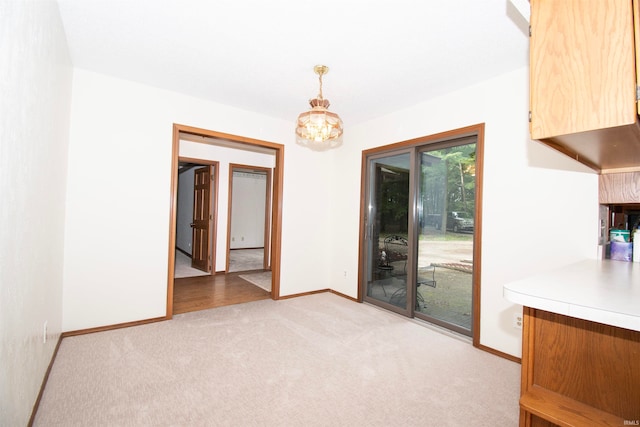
[295,65,344,150]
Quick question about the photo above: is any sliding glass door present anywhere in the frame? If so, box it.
[362,150,414,316]
[360,128,482,338]
[415,142,476,336]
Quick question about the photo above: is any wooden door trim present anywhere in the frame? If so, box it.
[167,124,284,318]
[227,164,273,273]
[264,169,272,270]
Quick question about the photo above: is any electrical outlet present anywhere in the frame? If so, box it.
[513,312,523,330]
[43,320,48,344]
[343,270,347,278]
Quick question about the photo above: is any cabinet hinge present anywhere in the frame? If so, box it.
[636,85,640,101]
[528,25,531,37]
[528,111,532,122]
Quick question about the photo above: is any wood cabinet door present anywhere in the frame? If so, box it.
[530,0,637,140]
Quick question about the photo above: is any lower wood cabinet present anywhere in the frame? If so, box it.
[519,308,640,427]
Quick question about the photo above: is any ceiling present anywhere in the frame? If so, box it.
[57,0,529,127]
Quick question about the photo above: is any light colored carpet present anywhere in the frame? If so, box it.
[239,271,272,292]
[34,293,520,426]
[174,250,209,279]
[228,248,263,272]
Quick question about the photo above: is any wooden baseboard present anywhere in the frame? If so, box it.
[28,335,63,427]
[277,289,358,302]
[62,316,167,337]
[278,288,331,300]
[329,289,359,302]
[475,342,521,364]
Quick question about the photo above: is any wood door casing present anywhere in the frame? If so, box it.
[167,123,284,318]
[192,166,211,272]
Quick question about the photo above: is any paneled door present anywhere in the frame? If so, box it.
[191,166,212,272]
[362,150,414,316]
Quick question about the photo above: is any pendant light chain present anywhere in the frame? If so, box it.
[317,72,324,100]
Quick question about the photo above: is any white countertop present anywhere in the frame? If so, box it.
[503,259,640,332]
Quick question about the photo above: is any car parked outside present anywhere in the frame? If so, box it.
[446,211,474,232]
[431,211,474,232]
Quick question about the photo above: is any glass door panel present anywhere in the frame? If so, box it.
[415,143,476,336]
[363,151,412,314]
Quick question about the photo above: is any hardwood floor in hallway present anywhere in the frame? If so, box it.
[173,272,271,315]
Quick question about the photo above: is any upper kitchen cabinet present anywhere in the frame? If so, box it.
[530,0,640,172]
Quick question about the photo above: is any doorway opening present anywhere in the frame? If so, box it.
[167,124,284,318]
[359,124,484,342]
[227,165,272,274]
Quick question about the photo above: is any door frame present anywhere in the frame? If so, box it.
[166,124,285,318]
[226,164,273,272]
[358,123,484,346]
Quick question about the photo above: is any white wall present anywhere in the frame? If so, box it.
[0,1,73,425]
[63,69,333,331]
[179,140,276,271]
[328,67,599,357]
